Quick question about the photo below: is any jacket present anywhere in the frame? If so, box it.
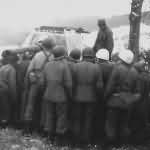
[97,61,114,90]
[73,59,103,102]
[27,51,54,74]
[0,64,17,101]
[105,63,139,98]
[43,57,72,102]
[134,60,150,97]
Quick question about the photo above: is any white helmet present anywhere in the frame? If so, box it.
[118,49,134,64]
[96,49,109,60]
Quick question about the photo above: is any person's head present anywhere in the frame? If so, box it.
[82,47,94,60]
[40,37,56,51]
[111,52,119,62]
[98,19,107,30]
[53,46,67,58]
[118,49,134,65]
[142,50,150,63]
[23,51,33,60]
[69,49,81,60]
[2,50,18,65]
[2,50,12,58]
[96,49,109,61]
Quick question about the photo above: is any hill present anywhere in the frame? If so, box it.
[0,11,149,47]
[50,11,150,31]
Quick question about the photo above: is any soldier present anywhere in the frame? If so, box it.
[72,47,103,144]
[66,48,81,141]
[93,19,114,60]
[23,37,56,133]
[95,49,114,142]
[105,49,140,144]
[41,46,72,143]
[68,49,81,62]
[65,49,81,73]
[16,52,31,128]
[0,51,18,128]
[133,51,150,128]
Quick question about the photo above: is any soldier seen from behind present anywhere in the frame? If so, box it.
[105,49,140,144]
[94,49,114,142]
[72,47,103,145]
[41,46,72,144]
[66,48,81,142]
[133,51,150,129]
[23,37,56,134]
[0,51,18,128]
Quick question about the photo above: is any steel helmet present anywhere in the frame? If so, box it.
[53,46,67,58]
[2,50,18,63]
[96,49,109,60]
[69,48,81,60]
[118,49,134,64]
[40,37,56,49]
[82,47,94,58]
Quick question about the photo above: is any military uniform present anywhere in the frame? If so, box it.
[41,46,72,139]
[0,63,17,125]
[24,38,55,131]
[105,62,139,142]
[72,48,103,143]
[94,60,114,140]
[133,59,150,128]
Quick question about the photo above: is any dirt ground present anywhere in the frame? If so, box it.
[0,128,150,150]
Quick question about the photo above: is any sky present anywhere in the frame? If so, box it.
[0,0,133,29]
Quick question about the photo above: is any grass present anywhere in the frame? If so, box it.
[0,128,149,150]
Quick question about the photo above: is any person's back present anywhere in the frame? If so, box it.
[105,63,139,100]
[41,46,72,141]
[0,52,18,127]
[104,50,139,143]
[74,61,101,102]
[43,58,72,102]
[71,47,103,144]
[23,37,56,133]
[0,64,16,94]
[98,61,113,90]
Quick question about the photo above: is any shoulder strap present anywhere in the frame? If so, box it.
[41,50,51,70]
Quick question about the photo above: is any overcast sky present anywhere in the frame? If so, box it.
[0,0,148,29]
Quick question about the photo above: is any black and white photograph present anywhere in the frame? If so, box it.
[0,0,150,149]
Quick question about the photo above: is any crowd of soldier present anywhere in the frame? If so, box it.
[0,19,149,147]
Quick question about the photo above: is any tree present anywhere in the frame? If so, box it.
[128,0,144,60]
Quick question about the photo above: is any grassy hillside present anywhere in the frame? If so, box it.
[0,11,149,47]
[50,11,150,31]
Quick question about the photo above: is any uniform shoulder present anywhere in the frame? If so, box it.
[106,27,113,35]
[33,51,44,59]
[1,64,15,73]
[112,63,125,73]
[130,66,139,74]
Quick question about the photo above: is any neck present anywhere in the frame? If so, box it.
[54,56,65,61]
